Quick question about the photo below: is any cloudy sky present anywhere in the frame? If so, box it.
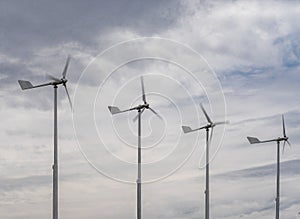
[1,0,300,218]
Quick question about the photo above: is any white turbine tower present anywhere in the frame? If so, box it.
[247,115,291,219]
[108,76,161,219]
[18,56,72,219]
[182,103,228,219]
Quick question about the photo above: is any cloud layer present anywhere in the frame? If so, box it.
[1,0,300,218]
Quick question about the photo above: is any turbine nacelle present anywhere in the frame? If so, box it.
[61,78,68,85]
[278,137,288,141]
[136,103,149,110]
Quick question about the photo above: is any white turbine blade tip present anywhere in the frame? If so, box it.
[62,55,71,78]
[282,141,286,154]
[46,74,60,82]
[247,136,260,144]
[132,114,139,122]
[18,80,33,90]
[149,107,163,120]
[282,114,287,137]
[140,76,146,104]
[64,85,73,111]
[108,106,121,115]
[214,120,230,126]
[199,103,212,124]
[182,126,192,133]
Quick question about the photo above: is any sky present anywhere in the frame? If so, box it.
[1,0,300,218]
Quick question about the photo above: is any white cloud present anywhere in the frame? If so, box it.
[1,0,300,218]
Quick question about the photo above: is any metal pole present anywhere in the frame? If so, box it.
[205,128,210,219]
[276,140,280,219]
[53,85,58,219]
[137,109,141,219]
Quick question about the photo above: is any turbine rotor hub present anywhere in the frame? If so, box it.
[61,78,68,83]
[277,137,288,141]
[135,103,149,110]
[52,78,68,86]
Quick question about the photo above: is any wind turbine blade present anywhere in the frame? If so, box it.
[46,74,60,82]
[287,140,292,148]
[182,126,193,133]
[247,136,261,144]
[213,121,229,126]
[62,55,71,79]
[63,84,73,110]
[282,141,286,154]
[133,115,138,122]
[209,127,214,144]
[141,76,147,104]
[133,108,145,122]
[149,107,163,120]
[18,80,34,90]
[282,114,286,137]
[200,103,212,124]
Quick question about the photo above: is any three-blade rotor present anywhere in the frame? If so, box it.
[247,114,291,153]
[281,114,291,153]
[18,56,73,110]
[182,103,229,144]
[108,76,162,121]
[141,76,147,105]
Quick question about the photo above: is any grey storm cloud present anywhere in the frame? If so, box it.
[0,0,182,54]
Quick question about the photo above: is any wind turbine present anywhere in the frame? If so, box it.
[108,76,161,219]
[247,115,291,219]
[182,103,228,219]
[18,56,72,219]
